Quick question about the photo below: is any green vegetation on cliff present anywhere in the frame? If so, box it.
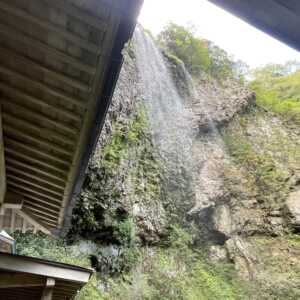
[15,227,244,300]
[251,62,300,125]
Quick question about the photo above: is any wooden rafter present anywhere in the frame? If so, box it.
[0,0,142,233]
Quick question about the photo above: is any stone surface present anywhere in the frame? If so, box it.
[225,236,258,280]
[192,77,255,132]
[285,189,300,229]
[208,245,228,263]
[212,205,235,238]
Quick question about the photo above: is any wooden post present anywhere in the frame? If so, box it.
[41,278,55,300]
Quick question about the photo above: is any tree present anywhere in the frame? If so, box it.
[158,23,211,75]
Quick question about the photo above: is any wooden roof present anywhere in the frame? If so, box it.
[0,0,142,234]
[0,252,93,300]
[208,0,300,52]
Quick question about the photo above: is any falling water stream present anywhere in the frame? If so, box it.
[134,27,226,213]
[134,27,194,172]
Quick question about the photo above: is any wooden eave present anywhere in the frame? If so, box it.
[0,252,93,300]
[0,0,143,234]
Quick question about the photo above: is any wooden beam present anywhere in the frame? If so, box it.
[0,81,82,123]
[4,137,71,167]
[24,200,60,216]
[6,165,65,190]
[42,0,108,30]
[5,157,66,183]
[6,174,63,198]
[24,206,59,223]
[11,189,62,209]
[23,195,61,211]
[0,0,100,54]
[42,278,55,300]
[2,101,78,136]
[3,121,74,157]
[7,181,62,204]
[0,273,45,289]
[2,192,23,210]
[21,213,57,229]
[0,65,87,108]
[5,147,68,175]
[16,209,52,234]
[0,22,96,75]
[0,46,91,93]
[0,252,92,283]
[3,112,76,148]
[0,105,6,205]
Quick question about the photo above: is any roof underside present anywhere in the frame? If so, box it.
[0,252,92,300]
[0,0,142,233]
[208,0,300,52]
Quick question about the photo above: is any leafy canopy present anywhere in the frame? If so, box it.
[158,23,211,75]
[158,23,247,81]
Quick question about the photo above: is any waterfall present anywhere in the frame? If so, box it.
[134,27,194,170]
[134,27,226,214]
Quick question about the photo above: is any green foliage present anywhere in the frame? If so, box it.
[223,133,289,205]
[250,63,300,125]
[207,42,235,80]
[158,23,211,75]
[13,231,89,267]
[99,226,242,300]
[158,23,245,81]
[102,107,148,173]
[75,275,104,300]
[14,229,245,300]
[113,218,136,246]
[70,105,159,242]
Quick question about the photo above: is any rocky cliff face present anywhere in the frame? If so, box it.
[68,30,300,299]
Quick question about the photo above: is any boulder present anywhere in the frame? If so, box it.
[225,236,258,280]
[212,205,235,238]
[285,189,300,229]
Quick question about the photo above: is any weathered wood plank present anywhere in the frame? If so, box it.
[3,118,74,156]
[6,165,65,190]
[5,147,68,175]
[0,22,96,75]
[0,273,46,289]
[0,82,82,123]
[17,209,52,234]
[23,193,62,210]
[43,0,108,30]
[2,192,23,210]
[0,65,87,108]
[0,0,100,54]
[2,113,76,148]
[2,101,78,136]
[0,46,91,93]
[5,157,66,183]
[7,174,63,198]
[4,137,71,166]
[7,181,62,204]
[24,200,60,216]
[25,210,58,227]
[23,205,59,221]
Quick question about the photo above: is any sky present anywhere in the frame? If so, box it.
[138,0,300,68]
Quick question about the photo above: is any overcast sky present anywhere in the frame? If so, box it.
[138,0,300,68]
